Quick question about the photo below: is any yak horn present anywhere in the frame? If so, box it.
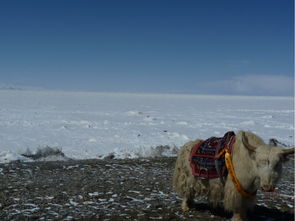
[242,132,257,151]
[283,148,295,155]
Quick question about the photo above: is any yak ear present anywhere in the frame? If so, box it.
[241,132,257,152]
[282,148,295,155]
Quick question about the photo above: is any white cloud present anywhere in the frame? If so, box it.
[197,74,294,96]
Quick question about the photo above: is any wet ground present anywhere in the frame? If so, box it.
[0,157,294,221]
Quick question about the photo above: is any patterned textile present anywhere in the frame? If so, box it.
[189,131,235,179]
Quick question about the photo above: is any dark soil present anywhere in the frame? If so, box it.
[0,157,294,221]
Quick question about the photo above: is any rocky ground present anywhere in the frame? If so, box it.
[0,157,294,221]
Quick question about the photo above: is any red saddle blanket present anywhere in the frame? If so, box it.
[189,131,235,179]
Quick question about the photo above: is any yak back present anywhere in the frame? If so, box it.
[189,131,235,179]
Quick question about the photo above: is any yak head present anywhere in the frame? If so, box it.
[241,132,294,192]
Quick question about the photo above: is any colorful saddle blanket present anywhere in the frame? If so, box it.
[189,131,235,179]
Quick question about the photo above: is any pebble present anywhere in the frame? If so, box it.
[0,158,293,220]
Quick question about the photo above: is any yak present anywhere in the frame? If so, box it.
[173,130,294,221]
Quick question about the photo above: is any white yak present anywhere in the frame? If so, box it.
[173,131,294,221]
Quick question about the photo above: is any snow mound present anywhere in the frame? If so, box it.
[126,111,144,116]
[268,138,291,147]
[101,145,179,159]
[21,146,70,162]
[0,151,32,163]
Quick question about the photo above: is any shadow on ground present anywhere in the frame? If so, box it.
[189,202,294,221]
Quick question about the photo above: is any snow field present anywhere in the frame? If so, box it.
[0,90,293,163]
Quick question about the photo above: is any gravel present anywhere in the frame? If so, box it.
[0,157,294,220]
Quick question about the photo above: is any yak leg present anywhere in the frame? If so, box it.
[181,197,194,212]
[232,212,247,221]
[181,189,195,212]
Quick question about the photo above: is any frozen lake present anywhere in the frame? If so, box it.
[0,90,293,163]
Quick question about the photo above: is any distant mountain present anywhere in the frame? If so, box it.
[0,84,43,91]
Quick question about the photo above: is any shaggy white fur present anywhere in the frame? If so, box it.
[173,130,294,221]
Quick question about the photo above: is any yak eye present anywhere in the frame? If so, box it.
[258,159,269,167]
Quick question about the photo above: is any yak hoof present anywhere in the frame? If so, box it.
[232,213,247,221]
[181,200,190,212]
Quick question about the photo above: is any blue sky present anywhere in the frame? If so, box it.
[0,0,293,96]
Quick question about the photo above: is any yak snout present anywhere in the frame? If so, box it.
[261,183,275,192]
[259,172,279,192]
